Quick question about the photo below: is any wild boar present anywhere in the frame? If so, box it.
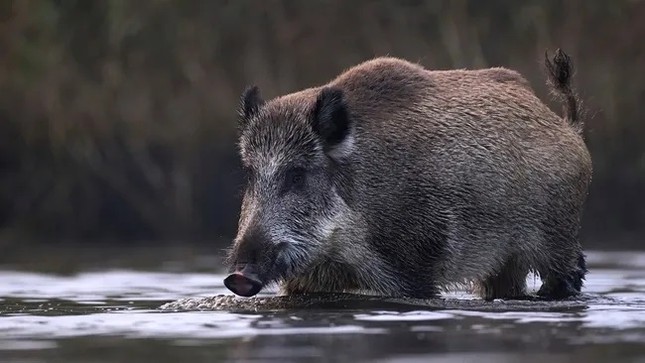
[224,49,592,301]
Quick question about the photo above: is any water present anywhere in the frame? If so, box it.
[1,250,645,362]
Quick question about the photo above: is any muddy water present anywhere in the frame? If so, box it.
[1,250,644,362]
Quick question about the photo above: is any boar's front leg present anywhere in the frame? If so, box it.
[475,255,530,300]
[279,260,362,295]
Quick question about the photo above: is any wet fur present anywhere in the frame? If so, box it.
[231,49,592,301]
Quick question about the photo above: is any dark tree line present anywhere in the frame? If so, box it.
[0,0,643,249]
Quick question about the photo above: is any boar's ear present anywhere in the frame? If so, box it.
[238,85,265,127]
[310,87,352,153]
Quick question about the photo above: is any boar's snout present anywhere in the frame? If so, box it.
[224,264,263,297]
[225,228,272,297]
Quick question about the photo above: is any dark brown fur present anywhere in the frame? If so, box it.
[226,50,591,301]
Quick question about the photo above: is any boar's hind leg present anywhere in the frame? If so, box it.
[535,210,587,300]
[537,249,587,300]
[476,256,529,301]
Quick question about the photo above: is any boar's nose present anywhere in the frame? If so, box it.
[224,264,263,297]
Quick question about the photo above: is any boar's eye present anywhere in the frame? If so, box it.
[284,167,307,192]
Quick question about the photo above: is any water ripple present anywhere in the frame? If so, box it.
[1,250,644,362]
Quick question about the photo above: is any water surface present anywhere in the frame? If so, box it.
[1,250,644,362]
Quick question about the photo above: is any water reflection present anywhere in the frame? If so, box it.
[0,251,644,362]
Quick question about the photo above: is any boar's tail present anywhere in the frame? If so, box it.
[545,48,583,133]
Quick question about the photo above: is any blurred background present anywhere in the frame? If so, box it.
[1,0,644,269]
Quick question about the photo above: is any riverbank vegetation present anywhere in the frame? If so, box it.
[1,0,643,248]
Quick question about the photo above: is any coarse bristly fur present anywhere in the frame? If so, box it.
[225,48,592,301]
